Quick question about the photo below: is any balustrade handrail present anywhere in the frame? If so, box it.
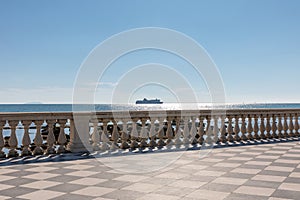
[1,108,300,120]
[1,108,300,159]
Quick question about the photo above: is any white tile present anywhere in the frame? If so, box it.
[155,172,188,180]
[168,180,207,188]
[136,193,180,200]
[289,172,300,178]
[194,170,226,177]
[187,189,230,200]
[0,175,16,182]
[213,162,241,168]
[22,172,59,180]
[113,175,149,182]
[21,180,62,189]
[65,170,99,177]
[69,177,108,186]
[17,190,65,200]
[64,164,94,170]
[252,175,286,182]
[234,186,275,196]
[122,183,162,193]
[279,183,300,192]
[231,168,261,175]
[228,157,252,161]
[256,155,280,159]
[71,186,116,197]
[245,161,272,166]
[212,177,247,185]
[0,195,11,200]
[25,166,58,172]
[0,169,18,175]
[265,166,294,172]
[275,159,300,164]
[0,183,15,190]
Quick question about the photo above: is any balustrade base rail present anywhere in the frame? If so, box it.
[1,109,300,159]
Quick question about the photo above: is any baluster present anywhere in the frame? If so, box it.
[283,114,289,138]
[253,115,260,140]
[91,119,100,151]
[140,119,148,148]
[166,117,174,144]
[197,116,205,145]
[288,114,295,137]
[205,116,213,144]
[130,119,139,149]
[110,121,120,150]
[56,119,67,153]
[148,119,157,148]
[0,121,5,158]
[277,115,284,138]
[234,116,241,142]
[174,118,182,146]
[190,117,198,145]
[120,119,129,149]
[265,115,272,139]
[45,120,56,154]
[260,115,266,140]
[227,116,234,143]
[213,116,219,143]
[21,120,32,156]
[247,115,254,140]
[294,114,299,137]
[100,120,110,151]
[183,117,190,144]
[7,120,19,157]
[271,115,278,138]
[240,115,247,141]
[33,120,44,155]
[220,117,227,143]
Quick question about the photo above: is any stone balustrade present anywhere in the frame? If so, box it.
[0,109,299,158]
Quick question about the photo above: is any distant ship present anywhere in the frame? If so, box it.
[135,98,163,104]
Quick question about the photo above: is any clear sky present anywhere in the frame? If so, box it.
[0,0,300,104]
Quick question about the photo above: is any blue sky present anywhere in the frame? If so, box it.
[0,0,300,104]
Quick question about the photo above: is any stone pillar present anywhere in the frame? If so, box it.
[66,117,92,153]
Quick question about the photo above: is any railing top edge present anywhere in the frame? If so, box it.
[1,108,300,121]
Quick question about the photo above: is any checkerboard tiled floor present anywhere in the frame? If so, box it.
[1,141,300,200]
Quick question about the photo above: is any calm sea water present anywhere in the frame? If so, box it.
[0,103,300,112]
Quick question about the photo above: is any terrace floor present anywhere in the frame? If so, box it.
[1,140,300,200]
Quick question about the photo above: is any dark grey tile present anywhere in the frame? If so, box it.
[223,172,254,179]
[225,193,269,200]
[182,175,216,182]
[200,182,239,193]
[47,183,86,193]
[47,175,83,183]
[0,186,36,198]
[102,189,145,200]
[1,177,35,186]
[283,177,300,184]
[92,172,122,180]
[243,180,281,189]
[271,189,300,199]
[96,180,132,189]
[52,194,95,200]
[47,168,78,175]
[258,170,290,177]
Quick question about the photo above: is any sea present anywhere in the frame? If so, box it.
[1,103,300,112]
